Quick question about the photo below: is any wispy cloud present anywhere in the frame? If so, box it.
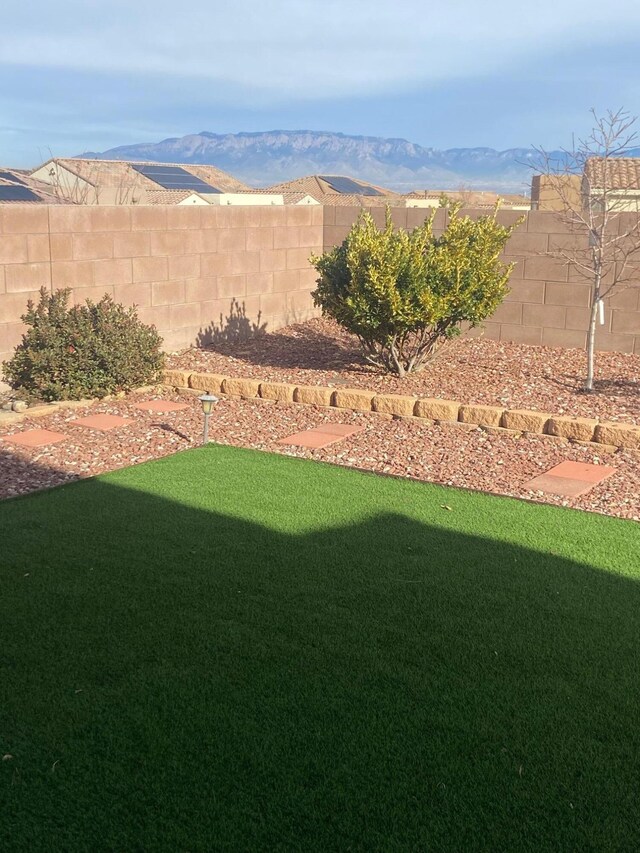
[4,0,640,98]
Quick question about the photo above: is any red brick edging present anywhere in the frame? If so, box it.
[162,369,640,452]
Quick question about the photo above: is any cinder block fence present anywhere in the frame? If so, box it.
[0,204,323,369]
[1,205,639,375]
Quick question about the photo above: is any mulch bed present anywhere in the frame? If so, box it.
[1,391,638,521]
[167,318,640,424]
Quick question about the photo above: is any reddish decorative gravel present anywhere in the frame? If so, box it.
[167,318,640,424]
[0,392,638,521]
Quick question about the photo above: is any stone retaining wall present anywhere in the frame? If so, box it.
[162,369,640,451]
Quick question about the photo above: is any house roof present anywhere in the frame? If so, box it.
[500,193,531,206]
[0,168,71,204]
[144,190,199,205]
[584,157,640,190]
[319,193,400,207]
[280,192,316,204]
[265,174,401,204]
[405,189,530,207]
[33,158,251,194]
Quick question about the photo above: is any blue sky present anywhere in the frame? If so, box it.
[2,0,640,167]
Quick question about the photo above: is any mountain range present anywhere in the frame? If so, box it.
[80,130,563,194]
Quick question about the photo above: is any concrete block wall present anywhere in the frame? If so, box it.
[323,207,640,355]
[0,204,323,370]
[1,204,639,376]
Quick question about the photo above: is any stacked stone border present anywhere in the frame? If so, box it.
[162,369,640,452]
[3,371,636,452]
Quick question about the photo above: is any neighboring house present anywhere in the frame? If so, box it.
[280,192,321,206]
[0,168,70,204]
[144,190,214,206]
[530,174,583,212]
[29,158,284,206]
[583,157,640,212]
[231,189,320,206]
[145,190,302,207]
[405,190,530,210]
[266,174,402,206]
[531,158,640,212]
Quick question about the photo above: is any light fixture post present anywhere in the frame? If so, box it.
[198,394,219,445]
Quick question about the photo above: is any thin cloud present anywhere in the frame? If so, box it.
[3,0,640,100]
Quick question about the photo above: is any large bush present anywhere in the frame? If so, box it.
[311,205,522,376]
[2,288,165,401]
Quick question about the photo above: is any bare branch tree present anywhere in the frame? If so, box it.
[532,108,640,391]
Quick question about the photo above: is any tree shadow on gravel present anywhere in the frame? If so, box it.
[198,316,371,374]
[548,372,640,400]
[196,299,268,349]
[0,446,639,852]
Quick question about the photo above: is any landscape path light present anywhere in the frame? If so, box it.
[198,394,219,445]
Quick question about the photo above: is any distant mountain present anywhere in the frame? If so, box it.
[79,130,561,193]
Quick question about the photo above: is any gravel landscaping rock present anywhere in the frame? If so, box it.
[167,318,640,424]
[0,393,637,521]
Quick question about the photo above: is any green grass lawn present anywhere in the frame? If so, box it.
[1,446,639,852]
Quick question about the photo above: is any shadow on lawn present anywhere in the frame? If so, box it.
[0,451,638,852]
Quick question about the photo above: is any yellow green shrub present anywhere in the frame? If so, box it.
[311,205,522,376]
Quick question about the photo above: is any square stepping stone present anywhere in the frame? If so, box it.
[546,460,616,482]
[1,429,68,448]
[317,423,364,437]
[71,414,134,432]
[277,424,365,449]
[132,400,190,413]
[524,460,616,497]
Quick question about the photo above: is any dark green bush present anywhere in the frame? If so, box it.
[2,288,165,401]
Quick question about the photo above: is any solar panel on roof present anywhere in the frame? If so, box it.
[319,176,383,196]
[0,185,42,202]
[131,163,222,193]
[0,171,25,184]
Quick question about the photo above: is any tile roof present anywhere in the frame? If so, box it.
[584,157,640,190]
[500,193,531,206]
[405,189,530,207]
[144,190,198,205]
[176,163,251,193]
[265,174,401,204]
[34,158,251,194]
[321,193,402,207]
[280,191,316,205]
[145,188,316,206]
[229,188,318,204]
[0,168,71,204]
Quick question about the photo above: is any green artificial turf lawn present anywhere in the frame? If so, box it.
[1,446,639,852]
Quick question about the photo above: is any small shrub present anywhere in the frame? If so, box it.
[2,288,165,401]
[311,205,523,376]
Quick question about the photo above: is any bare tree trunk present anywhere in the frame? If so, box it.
[585,297,598,391]
[585,268,601,392]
